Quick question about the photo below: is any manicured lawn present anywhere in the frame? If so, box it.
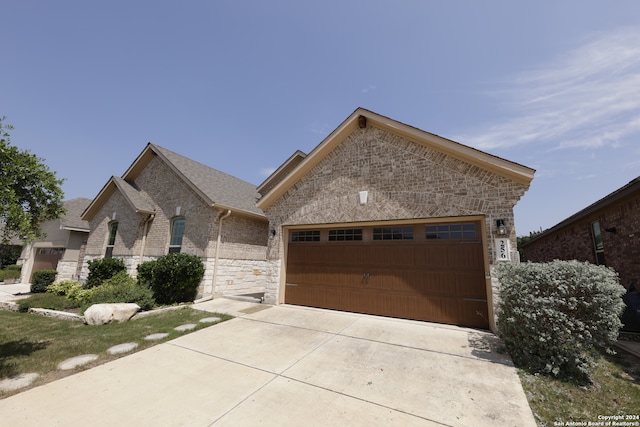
[0,307,231,398]
[519,349,640,426]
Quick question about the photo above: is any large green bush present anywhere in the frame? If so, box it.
[31,270,57,293]
[138,253,204,305]
[136,259,156,288]
[84,271,156,311]
[497,260,626,382]
[0,245,21,269]
[85,258,126,289]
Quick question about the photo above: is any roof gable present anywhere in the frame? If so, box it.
[83,143,265,221]
[256,108,536,210]
[257,150,307,196]
[82,176,155,220]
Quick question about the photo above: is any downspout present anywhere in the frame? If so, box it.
[196,209,231,303]
[138,213,155,273]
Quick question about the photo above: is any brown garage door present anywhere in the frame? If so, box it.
[31,248,64,281]
[285,222,489,329]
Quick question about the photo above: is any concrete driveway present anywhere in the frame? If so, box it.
[0,299,536,426]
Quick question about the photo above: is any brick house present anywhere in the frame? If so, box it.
[18,197,91,283]
[521,177,640,290]
[81,143,269,298]
[257,108,535,330]
[521,177,640,329]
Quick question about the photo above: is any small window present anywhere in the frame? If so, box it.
[105,222,118,258]
[426,223,476,240]
[591,221,606,265]
[291,230,320,242]
[328,229,363,241]
[373,226,414,241]
[169,217,185,254]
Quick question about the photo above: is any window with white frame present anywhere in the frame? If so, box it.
[169,217,185,253]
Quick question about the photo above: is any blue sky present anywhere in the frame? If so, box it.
[2,1,639,236]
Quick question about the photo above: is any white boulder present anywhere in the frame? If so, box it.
[84,303,140,325]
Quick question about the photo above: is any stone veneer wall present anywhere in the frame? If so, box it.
[263,126,531,323]
[82,155,269,296]
[56,260,80,281]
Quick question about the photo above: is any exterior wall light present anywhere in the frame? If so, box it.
[269,229,276,239]
[359,191,368,205]
[496,219,507,236]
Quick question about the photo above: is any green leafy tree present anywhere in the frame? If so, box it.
[0,117,65,243]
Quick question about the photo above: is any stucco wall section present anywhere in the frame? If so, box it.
[263,126,530,305]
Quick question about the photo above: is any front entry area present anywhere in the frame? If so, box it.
[285,221,489,329]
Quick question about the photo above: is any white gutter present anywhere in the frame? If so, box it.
[138,213,155,271]
[196,209,231,303]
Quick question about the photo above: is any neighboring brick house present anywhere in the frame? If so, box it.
[257,108,535,331]
[18,197,91,282]
[80,143,269,298]
[521,177,640,330]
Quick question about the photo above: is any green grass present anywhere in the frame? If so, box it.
[17,293,82,312]
[519,350,640,426]
[0,307,231,398]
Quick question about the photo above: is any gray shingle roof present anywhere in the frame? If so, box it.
[150,144,264,217]
[112,176,155,214]
[60,198,92,231]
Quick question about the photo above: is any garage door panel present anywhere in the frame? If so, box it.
[285,222,489,329]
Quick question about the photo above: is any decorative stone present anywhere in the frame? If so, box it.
[58,354,99,370]
[0,373,39,392]
[144,332,169,341]
[199,317,221,323]
[28,308,84,322]
[174,323,197,332]
[107,342,138,355]
[84,303,140,325]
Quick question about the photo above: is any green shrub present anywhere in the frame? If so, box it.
[139,253,204,305]
[85,258,126,289]
[84,271,155,311]
[0,245,21,269]
[0,264,21,283]
[46,279,94,303]
[136,259,156,288]
[47,279,81,296]
[497,260,626,382]
[1,268,21,282]
[31,270,58,293]
[17,293,81,312]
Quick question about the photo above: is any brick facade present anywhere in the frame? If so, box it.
[82,156,268,295]
[522,184,640,291]
[263,125,531,321]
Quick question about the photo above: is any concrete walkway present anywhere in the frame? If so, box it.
[0,299,536,426]
[0,282,31,302]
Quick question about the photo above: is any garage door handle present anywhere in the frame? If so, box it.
[362,272,370,284]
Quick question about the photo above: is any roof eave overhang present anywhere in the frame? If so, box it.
[60,226,90,233]
[211,203,267,222]
[81,178,117,221]
[257,108,535,210]
[522,177,640,247]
